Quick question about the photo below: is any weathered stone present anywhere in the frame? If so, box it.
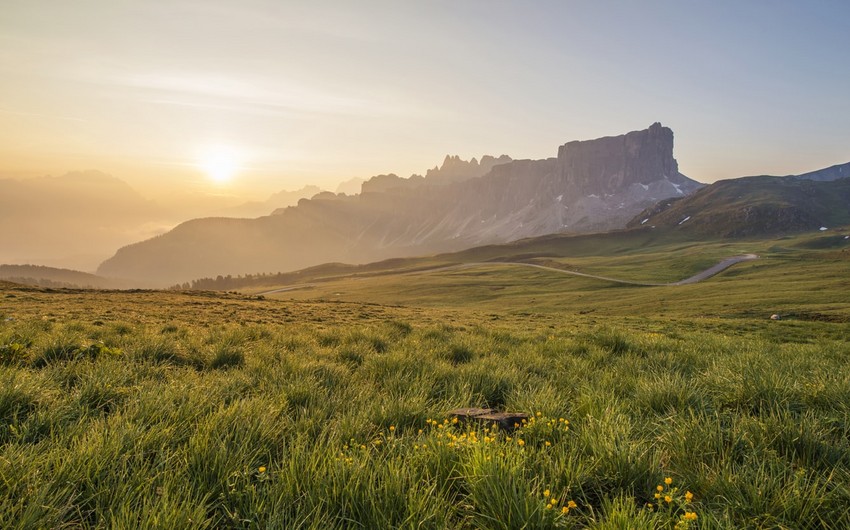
[447,407,495,423]
[476,412,531,431]
[770,314,782,320]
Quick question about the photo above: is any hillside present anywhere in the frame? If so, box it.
[98,123,701,285]
[3,234,850,528]
[0,264,132,289]
[628,172,850,237]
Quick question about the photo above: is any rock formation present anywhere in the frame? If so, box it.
[98,123,702,285]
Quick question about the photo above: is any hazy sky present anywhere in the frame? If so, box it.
[1,0,848,199]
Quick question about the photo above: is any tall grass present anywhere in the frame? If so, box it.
[1,297,850,528]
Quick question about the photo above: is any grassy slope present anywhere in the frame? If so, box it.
[1,229,850,528]
[262,229,850,322]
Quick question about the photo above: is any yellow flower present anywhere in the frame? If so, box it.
[545,441,551,447]
[685,491,694,502]
[567,500,577,509]
[561,506,569,514]
[389,425,395,432]
[654,493,661,499]
[664,477,673,485]
[550,497,558,505]
[664,495,672,503]
[418,429,423,435]
[657,485,664,492]
[258,466,266,473]
[545,504,552,509]
[517,439,525,446]
[683,511,697,521]
[543,489,550,497]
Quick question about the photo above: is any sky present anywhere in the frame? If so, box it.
[1,0,849,201]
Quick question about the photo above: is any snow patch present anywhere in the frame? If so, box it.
[845,236,849,239]
[641,218,649,225]
[678,216,691,225]
[587,194,599,199]
[556,194,563,202]
[820,227,828,231]
[672,182,683,195]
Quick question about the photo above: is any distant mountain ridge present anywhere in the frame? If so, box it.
[98,123,702,285]
[628,162,850,237]
[0,170,172,271]
[0,264,131,289]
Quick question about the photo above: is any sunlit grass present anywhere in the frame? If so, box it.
[1,283,849,527]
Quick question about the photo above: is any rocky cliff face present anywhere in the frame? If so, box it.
[98,124,701,285]
[557,122,680,197]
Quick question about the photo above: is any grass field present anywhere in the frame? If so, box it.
[1,229,849,528]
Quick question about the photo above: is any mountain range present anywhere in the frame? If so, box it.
[0,171,170,271]
[97,123,703,285]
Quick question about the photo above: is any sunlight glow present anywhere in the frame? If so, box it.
[197,146,241,184]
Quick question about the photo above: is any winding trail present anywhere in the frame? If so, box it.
[256,254,759,295]
[446,253,759,287]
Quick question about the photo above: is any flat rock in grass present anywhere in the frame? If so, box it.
[476,412,530,431]
[447,408,495,422]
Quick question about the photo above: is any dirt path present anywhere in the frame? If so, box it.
[256,254,759,295]
[453,254,759,287]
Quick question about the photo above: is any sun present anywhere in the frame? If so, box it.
[197,146,241,184]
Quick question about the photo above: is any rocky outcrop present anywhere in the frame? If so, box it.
[98,124,702,285]
[557,122,681,197]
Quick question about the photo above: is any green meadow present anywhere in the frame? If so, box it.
[1,229,849,528]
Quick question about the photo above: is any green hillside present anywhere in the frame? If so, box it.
[2,229,849,528]
[628,176,850,237]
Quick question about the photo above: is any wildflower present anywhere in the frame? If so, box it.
[418,429,423,435]
[517,439,525,447]
[664,495,672,503]
[545,441,551,447]
[258,466,266,473]
[665,477,673,485]
[543,489,550,497]
[683,512,697,521]
[654,493,661,499]
[567,500,577,509]
[545,504,553,509]
[561,506,569,514]
[657,485,664,492]
[550,497,558,505]
[684,491,693,502]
